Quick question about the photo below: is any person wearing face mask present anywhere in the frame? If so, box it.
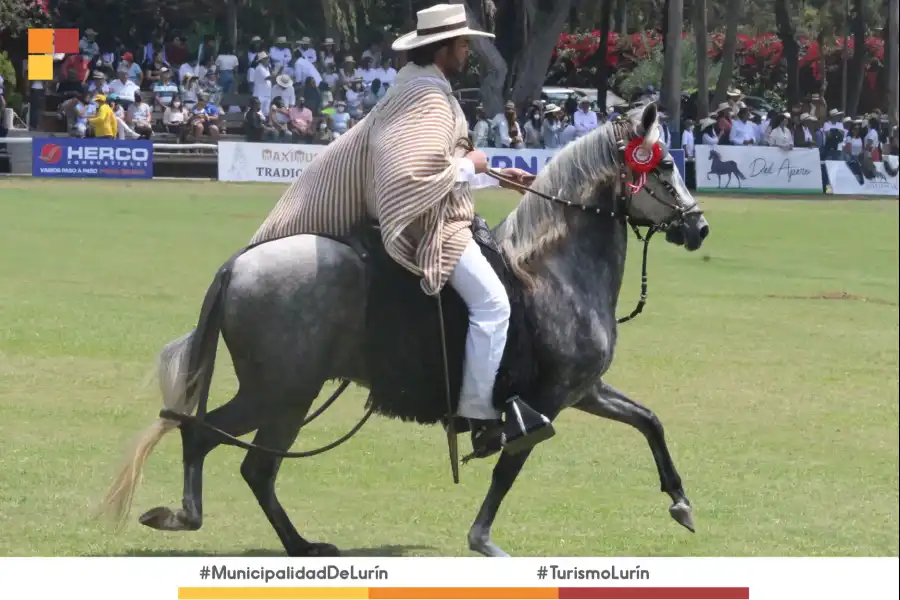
[248,4,553,460]
[163,95,188,135]
[470,104,492,148]
[539,104,563,148]
[330,100,352,138]
[344,77,365,119]
[523,106,543,148]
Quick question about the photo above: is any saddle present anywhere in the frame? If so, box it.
[353,216,540,430]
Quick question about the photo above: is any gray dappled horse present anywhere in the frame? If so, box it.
[100,104,710,557]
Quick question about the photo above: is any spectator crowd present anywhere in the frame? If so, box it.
[18,27,900,162]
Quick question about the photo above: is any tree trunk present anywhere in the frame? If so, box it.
[712,0,740,108]
[889,0,899,125]
[614,0,628,33]
[845,0,867,115]
[694,0,709,119]
[817,29,827,99]
[509,0,573,108]
[320,0,337,38]
[661,0,683,139]
[775,0,800,108]
[591,0,614,112]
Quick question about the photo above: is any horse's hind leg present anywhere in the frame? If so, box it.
[240,396,340,557]
[468,449,533,557]
[574,380,694,533]
[139,390,266,531]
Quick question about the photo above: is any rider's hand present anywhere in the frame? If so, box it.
[465,150,489,174]
[498,167,535,185]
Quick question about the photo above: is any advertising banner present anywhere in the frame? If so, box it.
[824,158,900,196]
[694,145,823,193]
[217,141,324,183]
[31,137,153,179]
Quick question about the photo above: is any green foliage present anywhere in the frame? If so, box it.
[0,50,16,88]
[0,0,50,33]
[618,34,722,98]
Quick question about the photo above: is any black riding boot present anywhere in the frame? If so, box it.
[469,396,554,459]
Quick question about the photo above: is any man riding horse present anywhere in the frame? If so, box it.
[249,3,554,458]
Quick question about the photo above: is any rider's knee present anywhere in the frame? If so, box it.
[472,289,510,324]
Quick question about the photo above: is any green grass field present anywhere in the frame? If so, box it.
[0,178,897,558]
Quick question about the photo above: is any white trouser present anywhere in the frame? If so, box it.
[448,239,510,420]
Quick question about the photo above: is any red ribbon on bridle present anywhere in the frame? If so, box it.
[623,137,663,194]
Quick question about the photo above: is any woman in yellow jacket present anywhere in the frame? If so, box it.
[88,94,117,139]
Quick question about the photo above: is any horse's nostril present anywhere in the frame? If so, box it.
[700,225,709,239]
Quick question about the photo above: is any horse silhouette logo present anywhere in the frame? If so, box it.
[707,148,747,188]
[844,154,899,185]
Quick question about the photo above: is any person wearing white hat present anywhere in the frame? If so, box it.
[823,108,846,134]
[252,51,274,115]
[699,117,719,145]
[339,56,360,87]
[799,113,817,147]
[244,36,264,91]
[271,74,296,108]
[249,3,554,458]
[541,103,564,148]
[573,97,598,138]
[320,38,337,67]
[297,36,316,64]
[268,36,292,69]
[470,104,492,147]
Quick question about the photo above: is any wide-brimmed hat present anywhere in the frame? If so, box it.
[299,36,311,45]
[392,3,494,51]
[275,74,293,87]
[544,103,561,114]
[726,88,742,97]
[84,28,97,36]
[256,51,268,60]
[343,55,356,63]
[716,101,731,113]
[323,37,335,45]
[828,108,844,117]
[842,116,853,123]
[504,101,515,110]
[250,35,262,42]
[699,117,716,129]
[274,36,288,44]
[800,113,816,122]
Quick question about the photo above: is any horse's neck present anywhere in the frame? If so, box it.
[560,214,629,309]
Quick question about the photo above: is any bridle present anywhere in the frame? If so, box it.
[485,122,703,324]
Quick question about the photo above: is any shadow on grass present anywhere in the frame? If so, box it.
[97,544,437,557]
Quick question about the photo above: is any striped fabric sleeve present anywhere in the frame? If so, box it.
[372,82,461,280]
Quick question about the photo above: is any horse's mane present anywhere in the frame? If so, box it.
[495,110,640,286]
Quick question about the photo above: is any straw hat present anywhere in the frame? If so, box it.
[250,35,262,42]
[842,116,852,123]
[716,102,731,113]
[800,113,816,122]
[343,55,356,63]
[504,101,515,110]
[256,51,268,60]
[544,103,561,114]
[299,36,311,45]
[828,108,844,117]
[274,36,288,44]
[84,28,97,36]
[699,117,716,129]
[392,3,494,51]
[324,38,335,45]
[275,74,293,88]
[726,88,742,97]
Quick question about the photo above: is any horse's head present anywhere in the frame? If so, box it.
[620,103,709,252]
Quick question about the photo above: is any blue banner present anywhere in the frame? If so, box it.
[32,138,153,179]
[669,149,686,181]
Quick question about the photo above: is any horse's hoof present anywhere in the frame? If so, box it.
[294,542,341,557]
[139,506,200,531]
[669,500,695,533]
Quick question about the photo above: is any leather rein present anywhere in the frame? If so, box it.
[485,150,699,324]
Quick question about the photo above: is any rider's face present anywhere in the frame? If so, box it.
[439,38,469,76]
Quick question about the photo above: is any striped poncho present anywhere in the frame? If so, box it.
[249,63,475,296]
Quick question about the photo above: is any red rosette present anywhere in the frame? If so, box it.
[624,137,662,174]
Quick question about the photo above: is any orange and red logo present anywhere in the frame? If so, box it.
[28,28,79,81]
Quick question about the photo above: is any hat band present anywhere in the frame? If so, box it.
[416,21,468,37]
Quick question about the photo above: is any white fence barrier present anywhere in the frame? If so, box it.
[694,145,824,194]
[824,158,900,196]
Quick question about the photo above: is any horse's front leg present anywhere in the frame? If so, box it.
[573,380,695,533]
[467,449,532,557]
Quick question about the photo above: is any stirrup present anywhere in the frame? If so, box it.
[501,396,555,455]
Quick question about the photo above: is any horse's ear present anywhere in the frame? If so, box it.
[640,103,660,148]
[641,103,659,134]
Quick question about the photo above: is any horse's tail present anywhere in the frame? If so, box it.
[733,165,747,180]
[97,251,239,529]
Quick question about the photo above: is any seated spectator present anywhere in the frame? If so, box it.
[358,55,378,86]
[143,52,171,89]
[315,119,332,144]
[181,72,201,107]
[163,96,188,136]
[330,100,352,139]
[272,74,296,108]
[289,97,314,142]
[108,94,140,140]
[319,38,337,68]
[215,43,239,93]
[322,62,339,89]
[109,67,140,110]
[363,78,386,111]
[268,96,292,140]
[188,93,221,139]
[375,56,396,87]
[199,67,223,105]
[344,77,365,119]
[152,68,178,108]
[119,52,144,87]
[338,56,358,87]
[88,71,110,95]
[245,97,276,141]
[127,92,153,139]
[297,37,316,63]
